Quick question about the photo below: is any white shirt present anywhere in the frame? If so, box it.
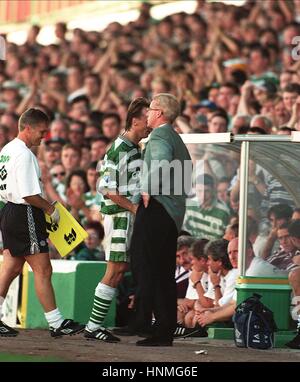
[0,138,42,204]
[185,272,209,300]
[253,235,268,257]
[246,256,286,277]
[218,269,239,306]
[204,268,239,306]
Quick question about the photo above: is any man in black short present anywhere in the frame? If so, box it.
[0,108,84,337]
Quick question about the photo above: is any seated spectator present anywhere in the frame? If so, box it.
[230,160,266,215]
[231,237,285,277]
[264,223,300,273]
[175,235,195,299]
[195,300,236,328]
[217,177,231,207]
[183,174,231,240]
[286,220,300,349]
[175,239,209,337]
[261,175,295,215]
[183,239,238,330]
[223,222,239,242]
[262,203,293,258]
[192,235,280,328]
[70,221,105,261]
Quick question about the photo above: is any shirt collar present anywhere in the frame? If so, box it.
[14,138,27,147]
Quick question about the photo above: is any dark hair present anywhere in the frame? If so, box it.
[204,239,232,270]
[288,219,300,239]
[230,70,247,86]
[91,135,111,145]
[56,21,67,32]
[218,177,230,185]
[70,120,85,132]
[178,230,192,237]
[84,221,105,241]
[283,83,300,95]
[19,108,49,131]
[196,173,215,188]
[268,203,293,221]
[84,73,101,86]
[191,239,209,260]
[34,103,55,121]
[210,111,229,127]
[251,44,270,61]
[62,143,81,157]
[248,127,268,135]
[278,222,289,230]
[65,169,89,193]
[89,111,104,127]
[87,161,98,171]
[125,97,149,131]
[236,126,250,134]
[102,112,121,125]
[228,223,239,237]
[220,82,240,95]
[278,126,296,134]
[177,235,196,251]
[70,95,90,109]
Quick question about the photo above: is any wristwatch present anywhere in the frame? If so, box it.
[193,280,201,289]
[213,285,221,291]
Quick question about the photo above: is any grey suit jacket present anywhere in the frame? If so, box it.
[141,123,192,232]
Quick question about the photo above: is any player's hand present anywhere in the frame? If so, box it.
[131,204,139,214]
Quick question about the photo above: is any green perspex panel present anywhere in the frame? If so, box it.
[23,261,115,328]
[236,277,292,330]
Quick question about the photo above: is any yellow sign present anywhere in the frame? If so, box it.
[45,202,88,257]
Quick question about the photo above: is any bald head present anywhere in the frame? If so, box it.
[228,238,239,268]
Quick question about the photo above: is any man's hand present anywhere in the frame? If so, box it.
[46,205,60,224]
[190,270,203,284]
[131,204,139,215]
[142,192,150,208]
[197,310,214,327]
[209,269,221,286]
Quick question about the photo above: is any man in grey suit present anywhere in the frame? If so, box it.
[130,93,192,346]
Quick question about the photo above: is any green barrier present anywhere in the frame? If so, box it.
[21,261,115,329]
[236,277,292,330]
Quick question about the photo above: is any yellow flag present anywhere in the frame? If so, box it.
[45,202,88,257]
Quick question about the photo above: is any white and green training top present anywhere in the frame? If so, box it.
[98,135,142,215]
